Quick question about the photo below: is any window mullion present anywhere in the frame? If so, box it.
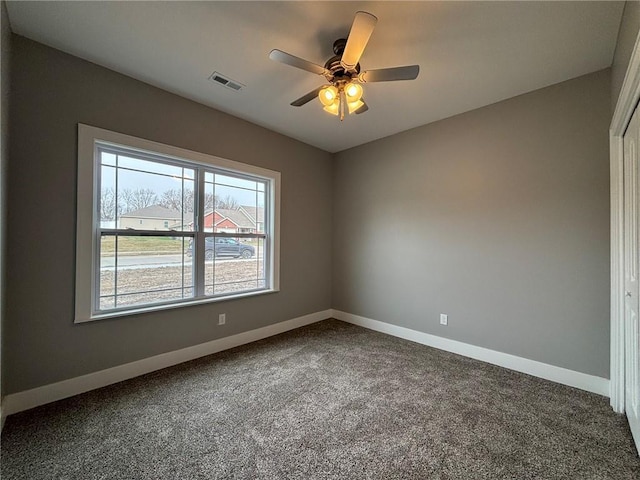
[195,167,206,297]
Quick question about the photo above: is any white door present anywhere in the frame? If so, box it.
[623,105,640,448]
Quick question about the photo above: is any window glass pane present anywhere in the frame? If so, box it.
[117,155,187,179]
[204,236,264,296]
[99,236,116,310]
[100,165,118,228]
[101,151,117,167]
[99,235,194,310]
[215,173,259,191]
[257,209,266,234]
[204,181,216,232]
[203,172,265,234]
[242,190,266,234]
[255,236,266,290]
[215,184,258,232]
[156,176,195,231]
[105,154,194,232]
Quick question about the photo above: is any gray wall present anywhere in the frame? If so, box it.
[4,36,333,394]
[333,69,611,378]
[612,1,640,113]
[0,1,10,403]
[3,32,616,394]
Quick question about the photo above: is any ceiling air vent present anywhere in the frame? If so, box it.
[208,72,244,92]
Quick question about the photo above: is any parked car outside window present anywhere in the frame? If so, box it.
[187,237,255,259]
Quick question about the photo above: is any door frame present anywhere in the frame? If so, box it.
[611,31,640,414]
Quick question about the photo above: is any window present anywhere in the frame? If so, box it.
[75,125,280,322]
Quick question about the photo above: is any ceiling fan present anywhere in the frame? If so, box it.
[269,11,420,121]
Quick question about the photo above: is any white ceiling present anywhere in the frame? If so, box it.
[6,1,624,153]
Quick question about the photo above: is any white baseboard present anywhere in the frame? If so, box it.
[2,308,610,419]
[2,310,331,416]
[332,310,610,397]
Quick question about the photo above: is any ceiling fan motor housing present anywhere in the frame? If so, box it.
[325,39,360,84]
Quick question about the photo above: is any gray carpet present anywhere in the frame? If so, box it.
[1,319,639,479]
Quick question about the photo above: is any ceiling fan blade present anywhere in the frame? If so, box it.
[340,11,378,72]
[358,65,420,83]
[269,49,329,76]
[291,86,324,107]
[354,100,369,114]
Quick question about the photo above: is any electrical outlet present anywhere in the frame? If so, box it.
[218,313,226,325]
[440,314,448,326]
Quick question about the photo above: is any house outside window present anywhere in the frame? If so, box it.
[75,124,280,322]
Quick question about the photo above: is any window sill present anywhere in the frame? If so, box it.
[75,288,279,324]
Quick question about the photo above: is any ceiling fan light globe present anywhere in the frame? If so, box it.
[323,102,340,116]
[347,99,365,114]
[345,82,363,102]
[319,85,338,106]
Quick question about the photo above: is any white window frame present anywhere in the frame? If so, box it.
[75,124,280,323]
